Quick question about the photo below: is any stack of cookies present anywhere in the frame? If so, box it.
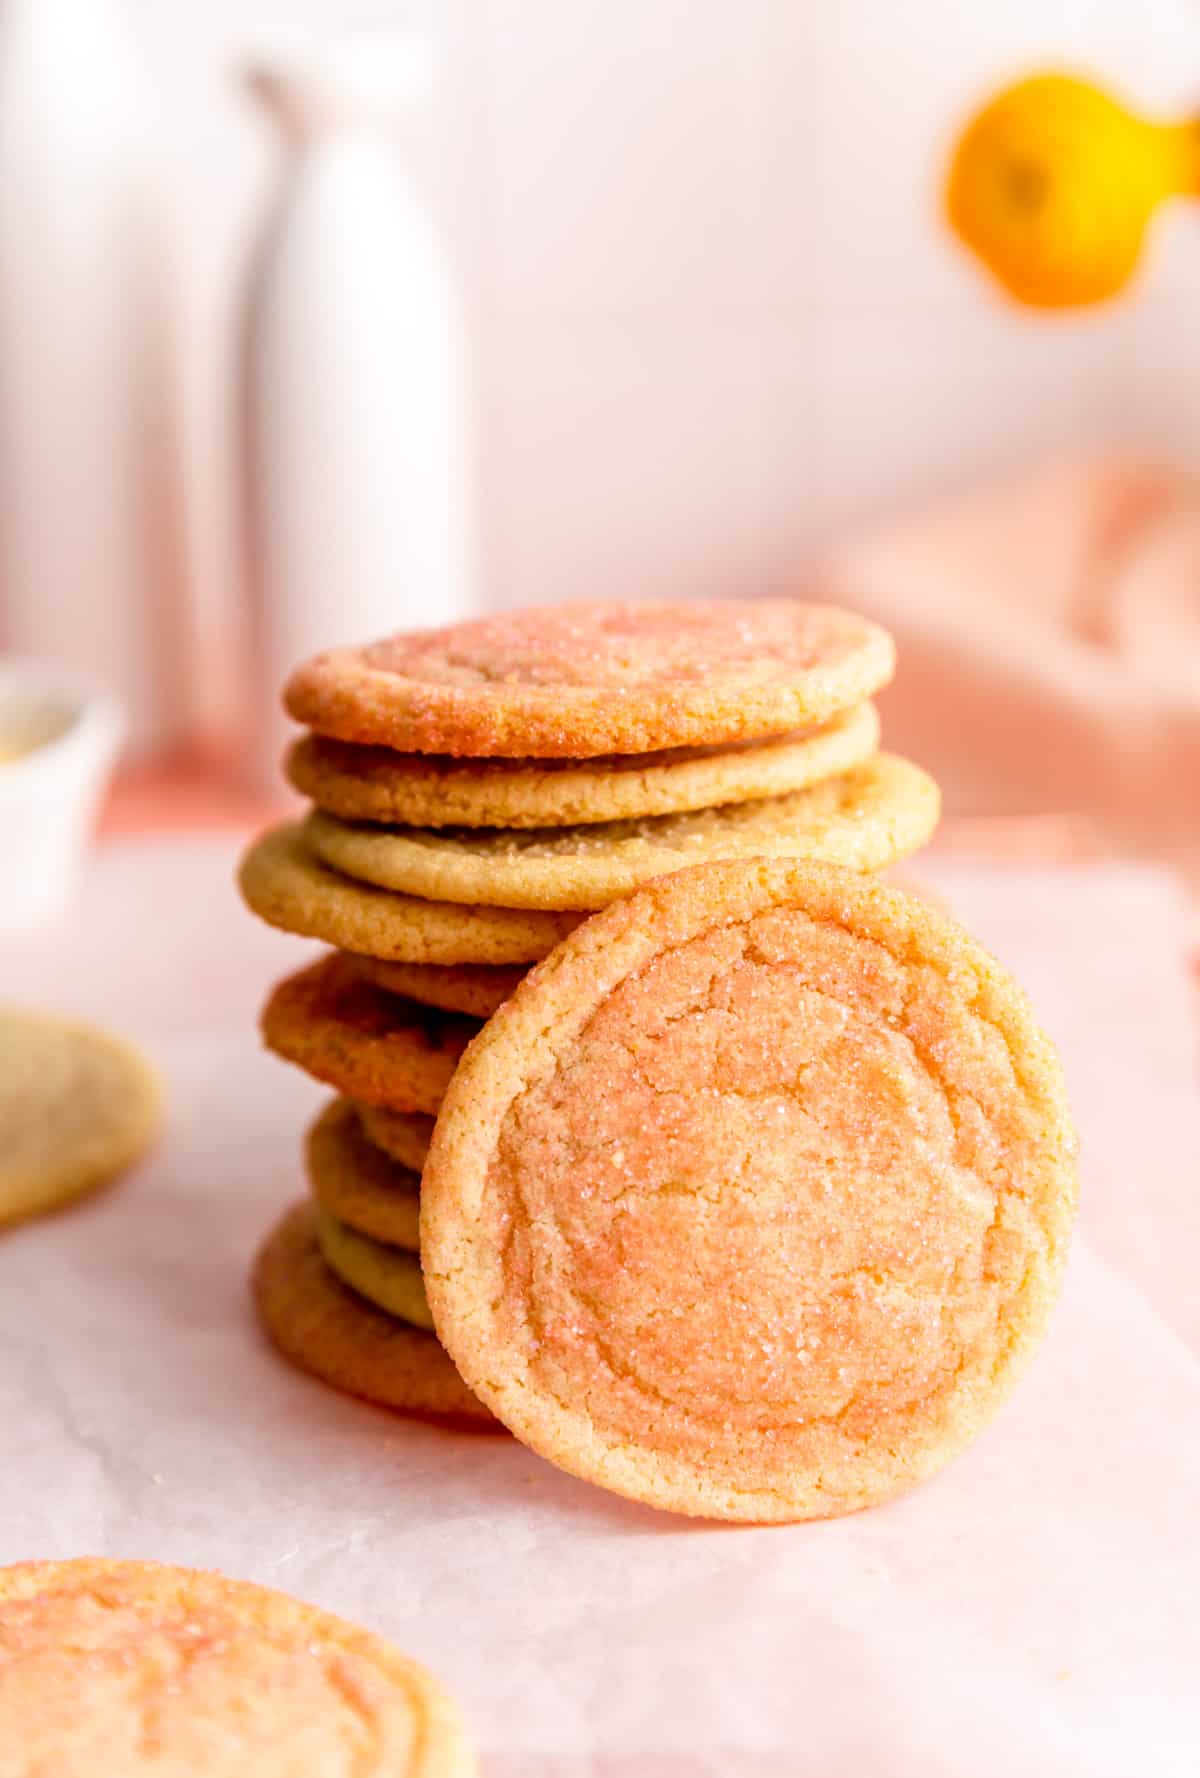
[240,601,1076,1517]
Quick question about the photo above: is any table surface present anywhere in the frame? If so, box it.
[1,834,1198,1777]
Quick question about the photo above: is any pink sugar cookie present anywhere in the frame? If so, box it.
[0,1556,476,1775]
[284,600,895,758]
[421,859,1078,1523]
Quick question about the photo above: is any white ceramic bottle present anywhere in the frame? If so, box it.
[242,34,478,783]
[0,0,185,757]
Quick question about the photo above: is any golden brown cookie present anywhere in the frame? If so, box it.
[261,955,477,1113]
[286,702,881,828]
[356,1104,435,1174]
[421,859,1078,1523]
[0,1556,476,1776]
[252,1201,500,1431]
[350,957,525,1020]
[307,1097,422,1249]
[0,1009,162,1228]
[283,600,895,757]
[314,1206,433,1330]
[239,823,581,964]
[304,755,941,912]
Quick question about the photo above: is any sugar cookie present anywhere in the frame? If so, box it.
[286,702,881,828]
[261,956,477,1113]
[284,601,895,757]
[314,1206,432,1330]
[356,1104,434,1174]
[307,1098,421,1249]
[350,957,525,1020]
[0,1556,476,1775]
[421,859,1078,1522]
[239,823,580,964]
[253,1202,499,1431]
[304,755,940,911]
[0,1009,162,1228]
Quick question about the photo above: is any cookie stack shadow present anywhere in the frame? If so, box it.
[238,601,939,1432]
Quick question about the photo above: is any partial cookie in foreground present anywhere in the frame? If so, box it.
[239,823,581,964]
[314,1205,433,1330]
[421,859,1078,1523]
[253,1201,500,1431]
[357,1104,435,1174]
[287,701,881,829]
[284,600,895,757]
[304,755,941,912]
[0,1008,162,1229]
[351,956,526,1020]
[0,1556,476,1777]
[262,955,478,1113]
[307,1097,422,1249]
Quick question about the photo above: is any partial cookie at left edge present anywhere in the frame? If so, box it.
[0,1557,477,1777]
[0,1008,163,1228]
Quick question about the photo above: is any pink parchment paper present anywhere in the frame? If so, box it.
[1,837,1197,1777]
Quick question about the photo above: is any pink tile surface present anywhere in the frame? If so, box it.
[0,836,1196,1774]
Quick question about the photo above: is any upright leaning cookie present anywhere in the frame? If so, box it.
[0,1557,476,1775]
[284,600,895,756]
[421,860,1078,1523]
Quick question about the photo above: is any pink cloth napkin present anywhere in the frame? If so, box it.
[823,452,1200,884]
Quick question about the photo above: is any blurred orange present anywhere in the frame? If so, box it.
[946,72,1199,308]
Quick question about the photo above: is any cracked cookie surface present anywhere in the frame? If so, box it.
[305,755,940,912]
[421,859,1078,1522]
[287,702,880,828]
[0,1555,476,1776]
[283,600,895,757]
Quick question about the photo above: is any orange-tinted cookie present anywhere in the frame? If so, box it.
[285,701,881,828]
[252,1201,500,1431]
[307,1097,422,1249]
[350,957,525,1020]
[0,1556,476,1775]
[421,859,1078,1523]
[283,600,895,757]
[261,955,477,1113]
[357,1104,435,1174]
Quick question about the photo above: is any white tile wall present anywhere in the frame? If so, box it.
[116,0,1200,681]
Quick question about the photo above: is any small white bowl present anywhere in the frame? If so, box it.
[0,661,124,933]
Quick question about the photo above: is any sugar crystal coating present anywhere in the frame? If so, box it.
[0,1557,476,1775]
[304,755,940,912]
[284,601,895,757]
[421,860,1078,1522]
